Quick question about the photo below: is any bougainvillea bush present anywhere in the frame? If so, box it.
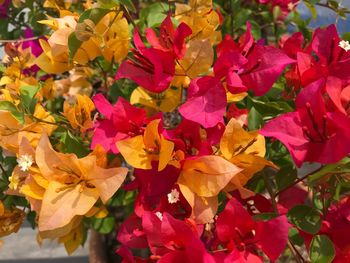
[1,0,350,262]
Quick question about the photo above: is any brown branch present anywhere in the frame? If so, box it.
[275,166,323,197]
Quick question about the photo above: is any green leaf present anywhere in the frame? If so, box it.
[310,235,335,263]
[328,0,338,9]
[0,101,18,112]
[92,216,115,234]
[26,211,37,229]
[139,3,169,28]
[68,33,82,61]
[248,107,263,130]
[60,131,89,157]
[78,8,111,24]
[273,6,282,21]
[287,205,321,234]
[248,96,293,116]
[118,0,136,13]
[20,85,41,114]
[276,164,297,190]
[289,227,304,246]
[305,2,317,20]
[309,157,350,184]
[253,212,278,221]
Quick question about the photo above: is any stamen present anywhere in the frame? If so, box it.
[305,102,326,142]
[240,59,261,76]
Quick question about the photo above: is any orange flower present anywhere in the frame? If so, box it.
[35,133,128,232]
[178,155,241,223]
[63,94,95,132]
[0,104,56,153]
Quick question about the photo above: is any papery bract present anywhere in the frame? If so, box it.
[145,14,192,59]
[142,212,215,263]
[92,94,146,154]
[117,119,175,171]
[261,79,350,166]
[179,76,226,128]
[216,198,289,261]
[36,134,128,231]
[115,30,175,93]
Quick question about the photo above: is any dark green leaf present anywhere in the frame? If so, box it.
[20,85,41,114]
[118,0,136,13]
[248,107,263,130]
[287,205,321,234]
[78,8,111,23]
[310,235,335,263]
[26,211,37,229]
[276,165,297,190]
[68,33,82,61]
[289,227,304,246]
[60,131,89,157]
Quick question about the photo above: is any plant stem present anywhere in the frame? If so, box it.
[0,163,7,178]
[275,165,323,197]
[263,172,305,263]
[316,2,350,14]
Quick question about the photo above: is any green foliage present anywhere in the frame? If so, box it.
[0,101,24,123]
[287,205,322,234]
[20,85,41,114]
[91,216,115,234]
[310,235,336,263]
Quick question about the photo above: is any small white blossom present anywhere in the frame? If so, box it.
[155,212,163,221]
[17,154,33,172]
[167,188,180,204]
[339,40,350,52]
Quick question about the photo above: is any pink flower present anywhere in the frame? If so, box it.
[22,28,44,57]
[142,212,215,263]
[91,94,146,153]
[179,76,226,128]
[214,22,294,96]
[260,78,350,166]
[284,25,350,93]
[115,28,175,93]
[216,198,289,262]
[145,14,192,59]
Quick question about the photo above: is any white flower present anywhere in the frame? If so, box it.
[155,212,163,221]
[167,188,180,204]
[339,40,350,52]
[16,154,33,172]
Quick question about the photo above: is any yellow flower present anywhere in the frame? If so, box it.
[130,86,181,113]
[63,94,95,133]
[178,155,241,224]
[94,12,130,62]
[220,118,278,197]
[0,104,56,153]
[175,0,221,45]
[35,133,127,232]
[117,119,175,171]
